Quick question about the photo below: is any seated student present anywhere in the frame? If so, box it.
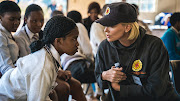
[161,12,180,60]
[61,10,95,83]
[51,10,64,18]
[90,4,109,57]
[0,1,21,76]
[95,2,179,101]
[14,4,44,57]
[83,2,101,38]
[0,15,86,101]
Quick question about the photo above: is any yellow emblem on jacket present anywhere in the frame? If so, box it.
[132,59,142,72]
[105,7,110,15]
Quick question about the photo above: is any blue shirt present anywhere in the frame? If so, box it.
[161,27,180,60]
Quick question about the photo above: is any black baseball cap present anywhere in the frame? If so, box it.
[96,2,137,26]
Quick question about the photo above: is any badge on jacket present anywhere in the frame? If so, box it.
[132,59,146,75]
[132,59,142,71]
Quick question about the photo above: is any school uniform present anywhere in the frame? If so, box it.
[14,25,41,57]
[83,16,99,38]
[95,27,178,101]
[0,44,60,101]
[0,23,19,75]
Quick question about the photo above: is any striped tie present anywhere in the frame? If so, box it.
[32,34,39,42]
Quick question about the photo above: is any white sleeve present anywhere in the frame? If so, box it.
[27,64,55,101]
[0,35,15,74]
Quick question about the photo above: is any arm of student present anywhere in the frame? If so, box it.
[27,66,54,101]
[14,36,29,57]
[0,35,15,74]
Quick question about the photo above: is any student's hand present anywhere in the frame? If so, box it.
[111,83,120,91]
[57,70,72,81]
[102,66,127,83]
[64,70,72,81]
[49,89,58,101]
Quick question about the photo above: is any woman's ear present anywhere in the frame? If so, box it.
[125,24,132,33]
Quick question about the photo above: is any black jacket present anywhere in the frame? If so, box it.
[95,27,178,101]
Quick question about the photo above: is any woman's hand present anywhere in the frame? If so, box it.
[57,70,72,81]
[111,83,120,91]
[102,66,127,83]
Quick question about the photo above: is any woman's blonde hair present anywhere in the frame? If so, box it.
[122,22,139,40]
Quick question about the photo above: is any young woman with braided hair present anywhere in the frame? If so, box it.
[0,15,86,101]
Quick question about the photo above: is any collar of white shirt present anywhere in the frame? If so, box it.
[49,44,61,66]
[25,25,39,40]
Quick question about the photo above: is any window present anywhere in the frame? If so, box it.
[105,0,156,12]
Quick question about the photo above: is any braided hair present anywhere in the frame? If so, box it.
[30,15,76,53]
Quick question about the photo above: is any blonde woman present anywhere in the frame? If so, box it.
[94,2,179,101]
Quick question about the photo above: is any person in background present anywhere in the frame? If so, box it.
[132,4,152,35]
[14,4,44,57]
[51,10,64,18]
[83,2,101,38]
[90,4,109,57]
[48,0,56,12]
[95,2,179,101]
[89,4,109,99]
[0,15,87,101]
[0,1,21,76]
[161,12,180,60]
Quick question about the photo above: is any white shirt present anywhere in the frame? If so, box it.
[14,25,39,57]
[90,22,106,57]
[0,44,60,101]
[0,23,19,75]
[61,23,94,70]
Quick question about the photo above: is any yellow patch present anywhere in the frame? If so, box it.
[105,7,110,15]
[132,59,142,72]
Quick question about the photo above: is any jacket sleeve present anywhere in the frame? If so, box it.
[14,36,29,57]
[95,45,108,89]
[0,35,15,74]
[119,39,171,98]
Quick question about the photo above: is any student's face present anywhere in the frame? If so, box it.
[61,27,79,55]
[104,23,130,42]
[25,11,44,33]
[89,8,98,21]
[0,12,21,32]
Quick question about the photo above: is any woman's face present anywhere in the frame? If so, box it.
[104,23,130,42]
[25,10,44,33]
[61,27,79,55]
[89,8,98,21]
[0,12,21,32]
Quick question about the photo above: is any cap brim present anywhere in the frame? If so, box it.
[95,16,119,27]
